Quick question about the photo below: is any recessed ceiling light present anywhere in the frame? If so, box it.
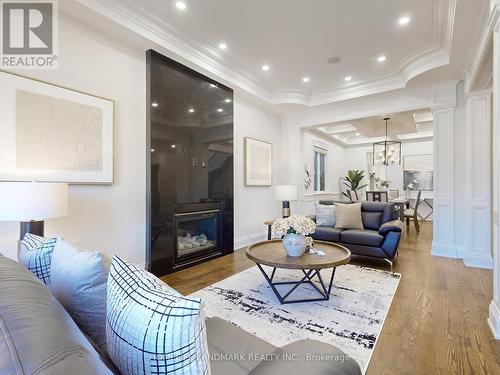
[209,83,217,88]
[151,102,158,107]
[398,16,410,25]
[224,98,231,103]
[302,77,310,83]
[217,108,223,112]
[171,144,176,149]
[345,76,352,81]
[355,133,360,136]
[377,55,386,62]
[262,65,270,71]
[218,43,227,50]
[188,108,195,113]
[151,148,155,152]
[326,56,342,64]
[175,1,187,10]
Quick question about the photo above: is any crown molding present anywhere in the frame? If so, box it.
[77,0,458,107]
[275,0,457,106]
[76,0,273,102]
[465,1,497,92]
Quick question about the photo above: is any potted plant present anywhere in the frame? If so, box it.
[271,215,316,257]
[342,170,368,200]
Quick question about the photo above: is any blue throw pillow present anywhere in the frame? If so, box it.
[50,239,109,356]
[106,256,211,375]
[19,233,57,284]
[315,203,336,226]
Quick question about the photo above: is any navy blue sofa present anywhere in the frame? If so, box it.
[310,201,404,272]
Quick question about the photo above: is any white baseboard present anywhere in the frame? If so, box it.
[464,253,494,270]
[488,300,500,340]
[234,231,267,250]
[456,246,465,259]
[431,241,461,258]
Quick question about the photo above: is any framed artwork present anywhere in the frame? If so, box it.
[403,154,433,191]
[0,71,114,184]
[244,137,272,186]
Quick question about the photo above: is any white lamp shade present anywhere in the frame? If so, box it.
[276,185,298,201]
[0,182,68,222]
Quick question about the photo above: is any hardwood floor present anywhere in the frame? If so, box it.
[161,222,500,374]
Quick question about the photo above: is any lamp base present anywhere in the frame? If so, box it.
[20,221,44,240]
[282,201,291,218]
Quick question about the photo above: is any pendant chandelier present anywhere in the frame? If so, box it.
[373,117,401,166]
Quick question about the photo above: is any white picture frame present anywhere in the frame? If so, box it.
[244,137,272,186]
[0,71,114,184]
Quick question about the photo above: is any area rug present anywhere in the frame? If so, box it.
[191,264,401,373]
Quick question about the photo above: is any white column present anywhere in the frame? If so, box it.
[489,22,500,339]
[464,91,494,269]
[431,106,457,257]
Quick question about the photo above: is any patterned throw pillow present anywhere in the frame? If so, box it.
[19,233,57,284]
[314,203,336,226]
[106,256,211,375]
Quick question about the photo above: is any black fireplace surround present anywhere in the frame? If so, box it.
[146,50,234,276]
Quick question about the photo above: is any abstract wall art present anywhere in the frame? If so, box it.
[0,71,114,184]
[244,137,272,186]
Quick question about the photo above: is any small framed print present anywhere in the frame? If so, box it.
[244,137,272,186]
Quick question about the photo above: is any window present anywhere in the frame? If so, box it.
[313,148,326,192]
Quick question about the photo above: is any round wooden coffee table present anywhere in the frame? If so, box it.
[246,240,351,304]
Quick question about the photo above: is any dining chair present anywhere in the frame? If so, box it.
[366,191,388,202]
[404,190,422,233]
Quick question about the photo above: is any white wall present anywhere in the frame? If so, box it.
[0,13,282,262]
[0,14,147,264]
[233,94,282,248]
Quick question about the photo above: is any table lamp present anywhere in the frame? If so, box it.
[276,185,297,218]
[0,182,68,239]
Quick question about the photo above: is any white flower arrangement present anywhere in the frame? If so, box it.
[271,215,316,237]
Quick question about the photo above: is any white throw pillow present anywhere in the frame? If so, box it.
[314,203,336,226]
[50,239,108,355]
[106,256,211,375]
[335,202,364,229]
[19,233,57,284]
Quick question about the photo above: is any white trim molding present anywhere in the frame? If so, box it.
[77,0,458,107]
[490,14,500,340]
[234,231,267,251]
[466,1,498,92]
[488,300,500,339]
[431,106,457,258]
[464,91,494,269]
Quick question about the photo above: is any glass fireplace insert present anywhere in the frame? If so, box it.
[174,208,221,263]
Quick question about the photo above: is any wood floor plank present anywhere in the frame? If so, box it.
[161,222,500,374]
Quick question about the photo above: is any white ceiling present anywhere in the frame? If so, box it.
[75,0,489,106]
[316,110,434,145]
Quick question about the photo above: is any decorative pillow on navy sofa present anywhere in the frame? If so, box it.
[106,256,211,375]
[19,233,57,284]
[314,203,336,226]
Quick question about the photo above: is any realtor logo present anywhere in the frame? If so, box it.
[1,0,58,68]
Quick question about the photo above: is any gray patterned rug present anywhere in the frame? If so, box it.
[191,264,401,373]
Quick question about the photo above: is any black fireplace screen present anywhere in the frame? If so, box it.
[174,209,220,261]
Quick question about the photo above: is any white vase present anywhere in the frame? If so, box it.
[282,234,307,257]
